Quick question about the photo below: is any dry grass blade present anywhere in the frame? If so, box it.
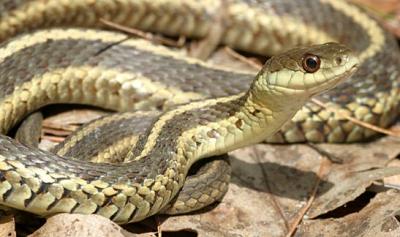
[224,47,263,69]
[252,147,290,231]
[42,122,78,132]
[41,135,66,143]
[285,158,330,237]
[99,18,185,47]
[41,122,78,142]
[42,128,72,137]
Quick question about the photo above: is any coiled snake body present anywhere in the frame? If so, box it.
[0,0,397,224]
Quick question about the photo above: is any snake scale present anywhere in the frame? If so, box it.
[0,0,397,224]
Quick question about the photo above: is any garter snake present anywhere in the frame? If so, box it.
[0,0,396,224]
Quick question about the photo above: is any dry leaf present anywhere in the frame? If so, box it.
[351,0,400,14]
[308,137,400,217]
[42,108,107,126]
[0,216,16,237]
[385,159,400,186]
[309,166,400,218]
[296,189,400,237]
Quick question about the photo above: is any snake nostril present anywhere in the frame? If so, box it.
[335,57,343,66]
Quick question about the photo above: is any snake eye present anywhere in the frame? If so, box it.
[302,54,321,73]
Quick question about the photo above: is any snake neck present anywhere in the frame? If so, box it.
[173,90,307,165]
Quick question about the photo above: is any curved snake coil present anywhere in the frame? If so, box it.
[0,0,396,224]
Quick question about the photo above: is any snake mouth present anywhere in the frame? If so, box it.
[335,62,359,84]
[307,63,359,97]
[268,61,359,97]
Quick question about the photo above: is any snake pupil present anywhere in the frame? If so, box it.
[302,54,321,73]
[306,58,317,68]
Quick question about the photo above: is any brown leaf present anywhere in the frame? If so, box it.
[0,216,16,237]
[158,184,288,237]
[42,108,107,126]
[308,137,400,217]
[39,108,108,149]
[385,159,400,186]
[351,0,400,14]
[296,189,400,237]
[309,166,400,218]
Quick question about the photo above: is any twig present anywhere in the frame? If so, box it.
[311,98,400,138]
[157,224,162,237]
[99,18,185,47]
[42,122,79,132]
[224,47,263,70]
[285,158,330,237]
[42,128,72,137]
[307,143,343,164]
[155,216,162,237]
[252,148,290,231]
[41,135,66,143]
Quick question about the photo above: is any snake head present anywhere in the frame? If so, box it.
[252,42,359,110]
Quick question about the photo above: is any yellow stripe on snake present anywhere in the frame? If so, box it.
[0,0,397,224]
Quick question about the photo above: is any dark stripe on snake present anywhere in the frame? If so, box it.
[0,38,251,99]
